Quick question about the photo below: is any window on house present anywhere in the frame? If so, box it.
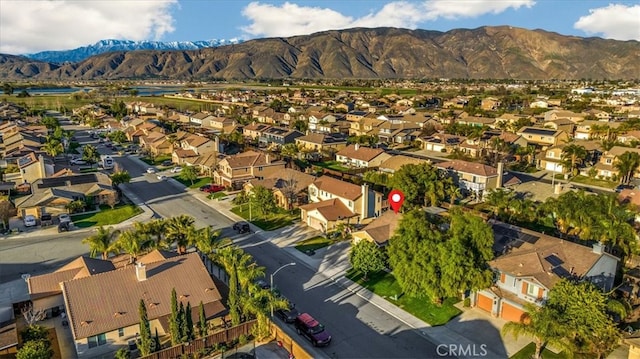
[88,333,107,348]
[527,283,538,297]
[258,167,263,171]
[118,328,124,337]
[606,159,612,164]
[349,201,353,208]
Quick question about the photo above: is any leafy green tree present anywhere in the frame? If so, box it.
[198,301,207,337]
[349,239,386,280]
[614,151,640,184]
[502,303,570,359]
[65,199,85,214]
[137,299,152,356]
[179,165,199,185]
[169,288,181,345]
[82,226,120,259]
[16,340,52,359]
[114,348,129,359]
[40,116,59,129]
[390,163,450,208]
[251,185,276,216]
[185,302,194,341]
[110,170,131,187]
[82,144,100,168]
[108,130,128,144]
[42,139,64,158]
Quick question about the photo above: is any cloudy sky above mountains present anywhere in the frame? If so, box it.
[1,0,638,54]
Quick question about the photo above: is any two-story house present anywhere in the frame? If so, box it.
[516,127,569,149]
[243,168,315,210]
[3,153,51,186]
[475,222,618,322]
[258,127,304,148]
[295,133,348,155]
[536,145,566,173]
[300,175,384,231]
[419,133,464,153]
[213,151,285,189]
[594,146,640,180]
[335,144,392,169]
[436,160,505,198]
[172,134,219,165]
[243,123,272,140]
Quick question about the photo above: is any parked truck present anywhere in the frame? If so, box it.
[100,155,114,170]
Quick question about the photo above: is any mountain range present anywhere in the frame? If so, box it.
[1,26,639,81]
[24,39,242,64]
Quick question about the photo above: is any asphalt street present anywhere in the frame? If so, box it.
[0,115,444,358]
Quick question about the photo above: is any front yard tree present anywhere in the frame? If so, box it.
[560,143,587,176]
[251,185,276,216]
[16,339,52,359]
[615,151,640,184]
[82,144,100,168]
[390,163,449,208]
[165,215,196,254]
[0,200,13,230]
[82,226,120,259]
[349,239,386,280]
[42,139,63,158]
[137,299,152,356]
[108,130,127,144]
[110,170,131,187]
[502,303,570,359]
[65,199,85,214]
[179,165,199,185]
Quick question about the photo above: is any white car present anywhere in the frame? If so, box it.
[58,213,71,223]
[157,175,167,181]
[146,168,156,174]
[171,167,182,173]
[23,215,37,227]
[70,159,87,165]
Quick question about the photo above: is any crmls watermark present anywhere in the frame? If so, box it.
[436,344,488,357]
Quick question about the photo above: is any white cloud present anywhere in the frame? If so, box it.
[0,0,178,54]
[574,4,640,41]
[240,0,535,38]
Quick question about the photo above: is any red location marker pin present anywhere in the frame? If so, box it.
[388,189,405,214]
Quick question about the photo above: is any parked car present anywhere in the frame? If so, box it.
[23,215,37,227]
[615,184,635,193]
[202,185,225,193]
[58,221,72,233]
[70,159,87,165]
[161,160,173,166]
[171,167,182,173]
[199,184,212,191]
[294,313,332,347]
[157,175,167,181]
[40,213,53,226]
[276,300,299,323]
[233,222,250,234]
[58,214,71,223]
[146,168,156,174]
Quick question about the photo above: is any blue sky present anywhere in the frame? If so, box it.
[1,0,639,54]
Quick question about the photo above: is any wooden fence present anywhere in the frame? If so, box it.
[140,320,256,359]
[269,322,312,359]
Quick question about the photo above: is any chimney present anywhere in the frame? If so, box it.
[496,162,504,188]
[592,242,604,255]
[135,262,147,281]
[265,154,270,164]
[355,143,360,151]
[361,183,369,220]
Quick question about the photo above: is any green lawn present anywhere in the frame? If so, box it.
[510,343,568,359]
[231,205,299,231]
[71,204,143,228]
[314,160,350,172]
[294,236,339,252]
[208,192,228,200]
[569,175,618,189]
[174,176,212,189]
[346,269,461,326]
[140,154,172,166]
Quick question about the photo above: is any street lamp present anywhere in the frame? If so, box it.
[270,262,296,316]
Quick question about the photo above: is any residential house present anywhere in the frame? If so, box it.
[377,123,422,144]
[543,118,575,135]
[418,133,464,153]
[529,100,549,109]
[481,97,501,111]
[516,127,570,148]
[436,160,506,197]
[335,144,392,169]
[457,116,496,128]
[594,146,640,180]
[15,173,118,219]
[351,210,401,247]
[172,133,218,165]
[617,130,640,145]
[252,106,277,124]
[349,116,385,136]
[243,168,315,210]
[258,127,304,148]
[378,155,427,174]
[243,123,272,140]
[3,153,51,186]
[191,152,219,177]
[536,145,566,173]
[308,113,338,133]
[295,133,348,154]
[301,175,384,231]
[28,251,226,358]
[475,223,618,322]
[213,151,285,189]
[543,109,586,123]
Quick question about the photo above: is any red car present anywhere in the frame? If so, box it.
[200,184,225,193]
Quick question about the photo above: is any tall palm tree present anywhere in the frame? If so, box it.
[561,144,587,177]
[42,140,64,158]
[165,215,196,254]
[146,219,168,249]
[116,229,150,264]
[502,304,572,359]
[82,226,121,259]
[615,151,640,184]
[193,226,231,256]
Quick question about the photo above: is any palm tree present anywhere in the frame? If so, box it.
[42,139,64,158]
[82,226,121,259]
[82,144,100,168]
[116,229,150,263]
[502,304,571,359]
[193,226,231,256]
[445,183,461,205]
[561,144,587,177]
[615,151,640,184]
[145,219,168,249]
[165,215,196,254]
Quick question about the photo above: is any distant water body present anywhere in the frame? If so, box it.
[23,86,184,96]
